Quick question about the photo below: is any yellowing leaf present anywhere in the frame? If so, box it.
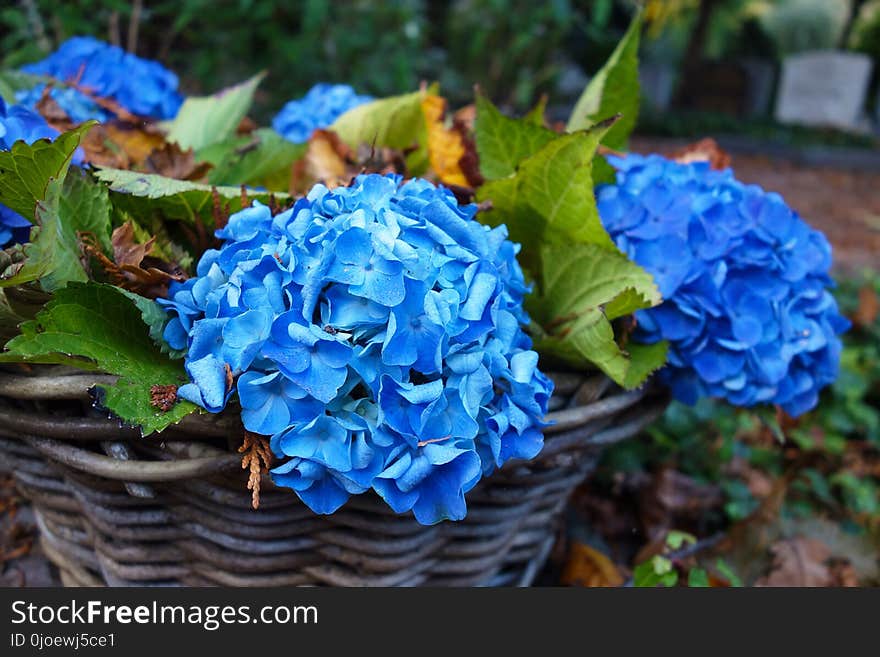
[104,124,166,165]
[561,542,624,587]
[422,95,469,187]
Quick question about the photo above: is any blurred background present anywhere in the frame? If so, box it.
[2,0,879,131]
[1,0,878,586]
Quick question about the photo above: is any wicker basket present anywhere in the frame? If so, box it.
[0,366,667,587]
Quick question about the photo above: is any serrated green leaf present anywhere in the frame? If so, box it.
[0,121,94,221]
[118,288,184,359]
[474,93,557,180]
[331,87,435,175]
[528,242,662,388]
[1,170,111,292]
[622,341,668,389]
[167,74,264,151]
[476,122,617,272]
[522,95,548,127]
[566,10,641,150]
[1,282,197,434]
[93,168,289,225]
[200,128,305,192]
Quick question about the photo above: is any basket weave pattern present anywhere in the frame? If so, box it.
[0,368,666,586]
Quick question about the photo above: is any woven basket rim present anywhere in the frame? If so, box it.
[0,367,668,483]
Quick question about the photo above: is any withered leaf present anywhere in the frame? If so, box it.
[561,542,624,587]
[143,142,213,181]
[104,123,166,166]
[854,285,879,328]
[756,537,832,587]
[83,222,186,298]
[422,95,483,188]
[291,130,408,194]
[291,129,351,193]
[671,137,732,171]
[34,88,76,133]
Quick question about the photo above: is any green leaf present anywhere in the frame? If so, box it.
[0,284,49,342]
[622,341,669,390]
[167,74,264,151]
[118,288,184,359]
[476,121,618,272]
[687,568,710,587]
[0,70,46,103]
[633,556,678,587]
[566,10,641,150]
[0,121,95,221]
[1,170,112,292]
[715,559,743,587]
[474,93,556,180]
[528,242,661,388]
[666,530,696,550]
[522,95,548,126]
[1,282,197,434]
[200,128,305,192]
[93,168,289,225]
[331,87,434,174]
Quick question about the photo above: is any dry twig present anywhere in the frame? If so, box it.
[239,432,273,510]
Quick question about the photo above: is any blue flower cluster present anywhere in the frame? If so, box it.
[160,173,552,524]
[0,98,83,247]
[598,154,849,417]
[15,84,111,124]
[22,37,183,119]
[272,83,372,143]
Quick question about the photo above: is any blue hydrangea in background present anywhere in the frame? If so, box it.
[598,154,849,417]
[0,98,84,247]
[272,83,373,143]
[160,173,552,524]
[15,84,112,124]
[21,36,183,119]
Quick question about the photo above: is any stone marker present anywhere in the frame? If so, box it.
[775,50,873,131]
[640,62,675,112]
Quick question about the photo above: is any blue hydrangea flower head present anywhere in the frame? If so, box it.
[0,98,83,247]
[160,173,552,524]
[15,83,112,124]
[598,153,849,417]
[21,36,183,119]
[272,83,373,143]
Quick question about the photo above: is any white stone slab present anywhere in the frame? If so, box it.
[775,50,873,131]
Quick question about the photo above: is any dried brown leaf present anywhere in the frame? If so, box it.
[854,285,879,328]
[79,124,130,169]
[639,467,723,541]
[103,123,166,167]
[143,142,213,181]
[671,138,732,171]
[35,89,75,133]
[828,559,860,587]
[82,222,186,298]
[291,129,352,192]
[422,95,472,187]
[561,542,624,587]
[756,537,832,587]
